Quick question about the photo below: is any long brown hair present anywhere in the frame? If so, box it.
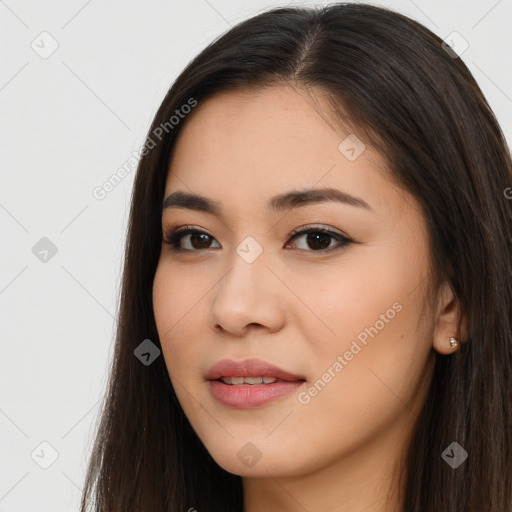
[80,3,512,511]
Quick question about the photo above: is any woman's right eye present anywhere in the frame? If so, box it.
[164,227,220,252]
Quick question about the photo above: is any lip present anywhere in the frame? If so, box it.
[205,358,306,382]
[206,358,306,409]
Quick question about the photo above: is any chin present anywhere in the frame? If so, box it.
[202,436,310,478]
[212,452,292,477]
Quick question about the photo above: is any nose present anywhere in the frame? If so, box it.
[208,251,286,337]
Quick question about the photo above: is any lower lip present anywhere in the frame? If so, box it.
[208,380,305,408]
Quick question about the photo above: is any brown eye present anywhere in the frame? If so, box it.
[286,227,352,252]
[185,233,214,250]
[164,227,220,252]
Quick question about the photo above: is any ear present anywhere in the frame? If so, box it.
[432,280,468,354]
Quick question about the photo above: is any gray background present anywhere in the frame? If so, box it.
[1,0,511,510]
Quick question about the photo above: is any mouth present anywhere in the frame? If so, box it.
[206,358,306,408]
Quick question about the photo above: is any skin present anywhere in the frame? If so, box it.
[152,83,465,512]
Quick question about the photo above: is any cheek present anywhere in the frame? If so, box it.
[153,263,190,368]
[152,260,211,377]
[296,256,433,437]
[153,259,201,336]
[288,259,405,360]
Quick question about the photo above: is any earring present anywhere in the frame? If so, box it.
[449,337,458,349]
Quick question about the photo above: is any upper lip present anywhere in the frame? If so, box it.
[206,358,306,382]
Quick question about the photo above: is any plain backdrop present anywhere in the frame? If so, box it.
[0,1,511,510]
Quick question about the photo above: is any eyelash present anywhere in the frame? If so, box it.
[163,224,353,254]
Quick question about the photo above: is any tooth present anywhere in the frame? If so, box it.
[219,376,280,385]
[244,376,263,384]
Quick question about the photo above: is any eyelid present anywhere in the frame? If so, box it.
[289,223,347,238]
[164,223,348,238]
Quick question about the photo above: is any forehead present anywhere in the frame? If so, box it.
[163,84,408,219]
[170,85,351,162]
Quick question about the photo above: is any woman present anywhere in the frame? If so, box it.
[80,3,512,511]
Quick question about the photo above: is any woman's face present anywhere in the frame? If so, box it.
[152,84,440,480]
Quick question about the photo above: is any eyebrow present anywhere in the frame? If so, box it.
[162,187,375,216]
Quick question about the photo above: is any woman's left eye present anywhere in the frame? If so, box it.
[163,225,353,253]
[287,227,352,252]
